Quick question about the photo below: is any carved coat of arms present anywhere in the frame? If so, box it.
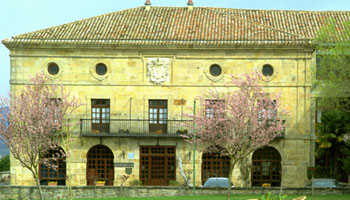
[147,58,170,84]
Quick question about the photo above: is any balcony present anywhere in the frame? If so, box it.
[80,119,191,138]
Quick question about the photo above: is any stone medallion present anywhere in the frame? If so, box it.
[146,58,170,84]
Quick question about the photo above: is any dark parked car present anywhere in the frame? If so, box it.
[202,177,234,188]
[306,178,339,188]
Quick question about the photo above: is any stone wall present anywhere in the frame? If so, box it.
[0,186,349,200]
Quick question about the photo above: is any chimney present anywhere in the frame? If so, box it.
[145,0,151,11]
[187,0,194,11]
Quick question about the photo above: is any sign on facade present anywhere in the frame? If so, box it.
[115,162,134,168]
[128,153,134,159]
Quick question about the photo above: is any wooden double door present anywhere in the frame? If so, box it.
[87,145,114,186]
[140,146,176,186]
[251,147,281,186]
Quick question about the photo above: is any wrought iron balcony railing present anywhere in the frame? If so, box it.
[79,118,285,138]
[80,119,191,136]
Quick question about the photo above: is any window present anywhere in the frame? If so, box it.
[50,98,62,123]
[205,100,224,119]
[258,100,277,122]
[91,99,110,133]
[262,64,274,77]
[210,64,222,76]
[149,100,167,134]
[96,63,107,76]
[48,63,59,75]
[39,148,66,185]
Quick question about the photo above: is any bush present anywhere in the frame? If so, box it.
[0,155,9,171]
[168,180,181,186]
[129,179,142,186]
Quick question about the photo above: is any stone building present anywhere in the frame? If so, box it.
[2,1,350,187]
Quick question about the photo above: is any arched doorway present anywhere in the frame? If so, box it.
[39,147,66,185]
[251,146,281,186]
[87,145,114,186]
[201,151,230,184]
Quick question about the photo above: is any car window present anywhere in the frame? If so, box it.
[314,181,336,187]
[218,179,229,187]
[204,179,218,187]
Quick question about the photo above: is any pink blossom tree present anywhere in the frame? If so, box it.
[186,72,286,200]
[0,74,81,200]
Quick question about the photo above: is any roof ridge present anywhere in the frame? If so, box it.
[204,7,310,40]
[207,7,350,13]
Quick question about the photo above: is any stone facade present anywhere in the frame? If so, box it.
[6,45,314,187]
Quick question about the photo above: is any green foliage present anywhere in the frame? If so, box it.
[259,193,287,200]
[315,110,350,150]
[312,19,350,112]
[0,155,9,171]
[339,147,350,174]
[315,110,350,179]
[168,180,181,186]
[129,179,142,186]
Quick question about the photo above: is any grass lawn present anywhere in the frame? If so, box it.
[76,194,350,200]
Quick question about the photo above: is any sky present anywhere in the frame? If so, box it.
[0,0,349,96]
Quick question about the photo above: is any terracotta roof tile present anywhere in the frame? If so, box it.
[3,7,350,46]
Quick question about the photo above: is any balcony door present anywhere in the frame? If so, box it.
[149,100,167,134]
[91,99,110,133]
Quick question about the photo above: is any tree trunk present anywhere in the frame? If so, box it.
[34,174,44,200]
[66,150,73,200]
[227,158,236,200]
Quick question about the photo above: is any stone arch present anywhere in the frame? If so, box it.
[39,147,66,185]
[251,146,282,186]
[86,144,114,186]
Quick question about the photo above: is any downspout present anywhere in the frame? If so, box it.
[129,97,132,130]
[192,100,196,195]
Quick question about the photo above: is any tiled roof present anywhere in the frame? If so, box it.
[3,7,350,47]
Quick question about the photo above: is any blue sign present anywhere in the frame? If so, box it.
[128,153,134,159]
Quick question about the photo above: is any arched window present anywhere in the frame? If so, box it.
[39,148,66,185]
[201,150,230,184]
[251,146,281,186]
[86,145,114,186]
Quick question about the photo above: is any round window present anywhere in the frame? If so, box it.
[96,63,107,76]
[48,63,59,75]
[210,64,222,76]
[262,64,274,77]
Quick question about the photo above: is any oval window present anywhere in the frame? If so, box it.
[210,64,222,76]
[48,63,59,75]
[96,63,107,76]
[262,64,274,77]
